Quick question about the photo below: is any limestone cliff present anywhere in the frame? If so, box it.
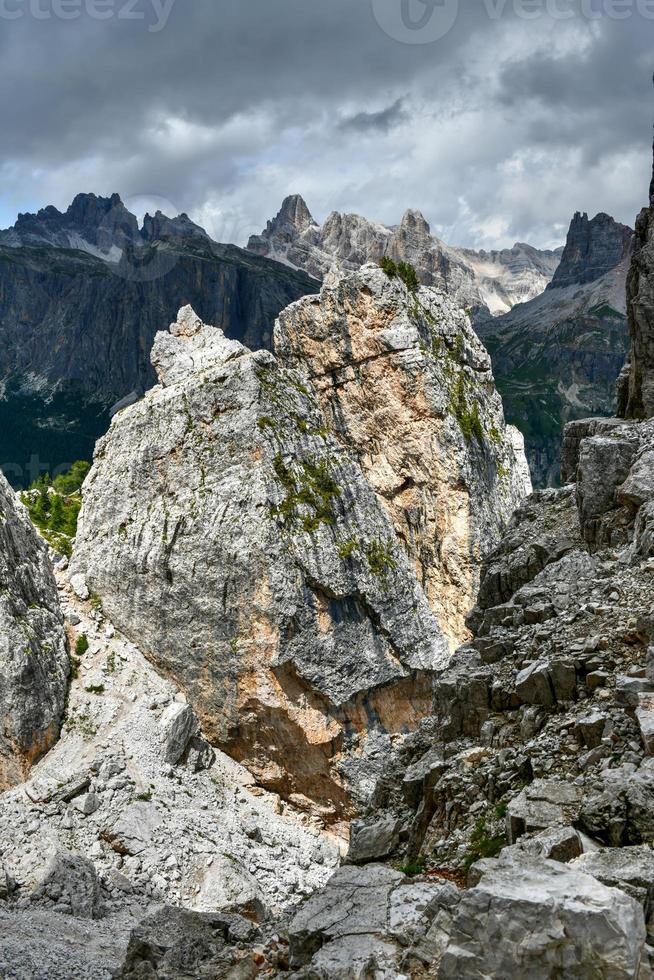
[0,472,68,788]
[549,211,633,290]
[620,141,654,420]
[71,304,453,824]
[275,265,531,645]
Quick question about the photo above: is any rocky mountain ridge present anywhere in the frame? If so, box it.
[478,211,634,486]
[0,194,318,487]
[549,211,633,290]
[248,194,563,317]
[0,193,211,260]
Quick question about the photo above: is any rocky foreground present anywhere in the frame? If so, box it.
[0,263,529,976]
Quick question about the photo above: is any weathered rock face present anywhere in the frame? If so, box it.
[563,415,654,554]
[287,863,458,975]
[117,906,263,979]
[275,264,531,645]
[248,195,563,317]
[71,302,457,823]
[321,392,654,964]
[0,472,68,788]
[1,193,140,256]
[620,143,654,420]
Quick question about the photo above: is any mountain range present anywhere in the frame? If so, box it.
[248,194,563,317]
[0,192,632,490]
[0,194,317,486]
[2,131,654,975]
[250,198,633,485]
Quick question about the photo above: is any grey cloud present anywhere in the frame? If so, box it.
[0,2,651,249]
[339,99,409,133]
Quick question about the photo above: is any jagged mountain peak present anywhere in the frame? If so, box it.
[66,190,126,216]
[399,208,431,234]
[549,210,633,290]
[478,207,634,486]
[248,197,564,316]
[141,209,209,245]
[273,193,316,233]
[3,192,140,256]
[0,193,218,260]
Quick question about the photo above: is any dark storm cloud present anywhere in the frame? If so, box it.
[0,0,651,248]
[339,99,409,134]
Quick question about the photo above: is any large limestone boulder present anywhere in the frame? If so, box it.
[572,845,654,915]
[438,853,647,979]
[21,844,102,920]
[562,415,654,555]
[72,303,452,821]
[288,864,458,975]
[275,264,531,644]
[116,906,262,979]
[0,472,68,789]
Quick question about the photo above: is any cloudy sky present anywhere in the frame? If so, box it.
[0,0,652,250]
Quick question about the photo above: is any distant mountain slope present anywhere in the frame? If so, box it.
[0,195,318,487]
[478,212,633,486]
[248,195,563,317]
